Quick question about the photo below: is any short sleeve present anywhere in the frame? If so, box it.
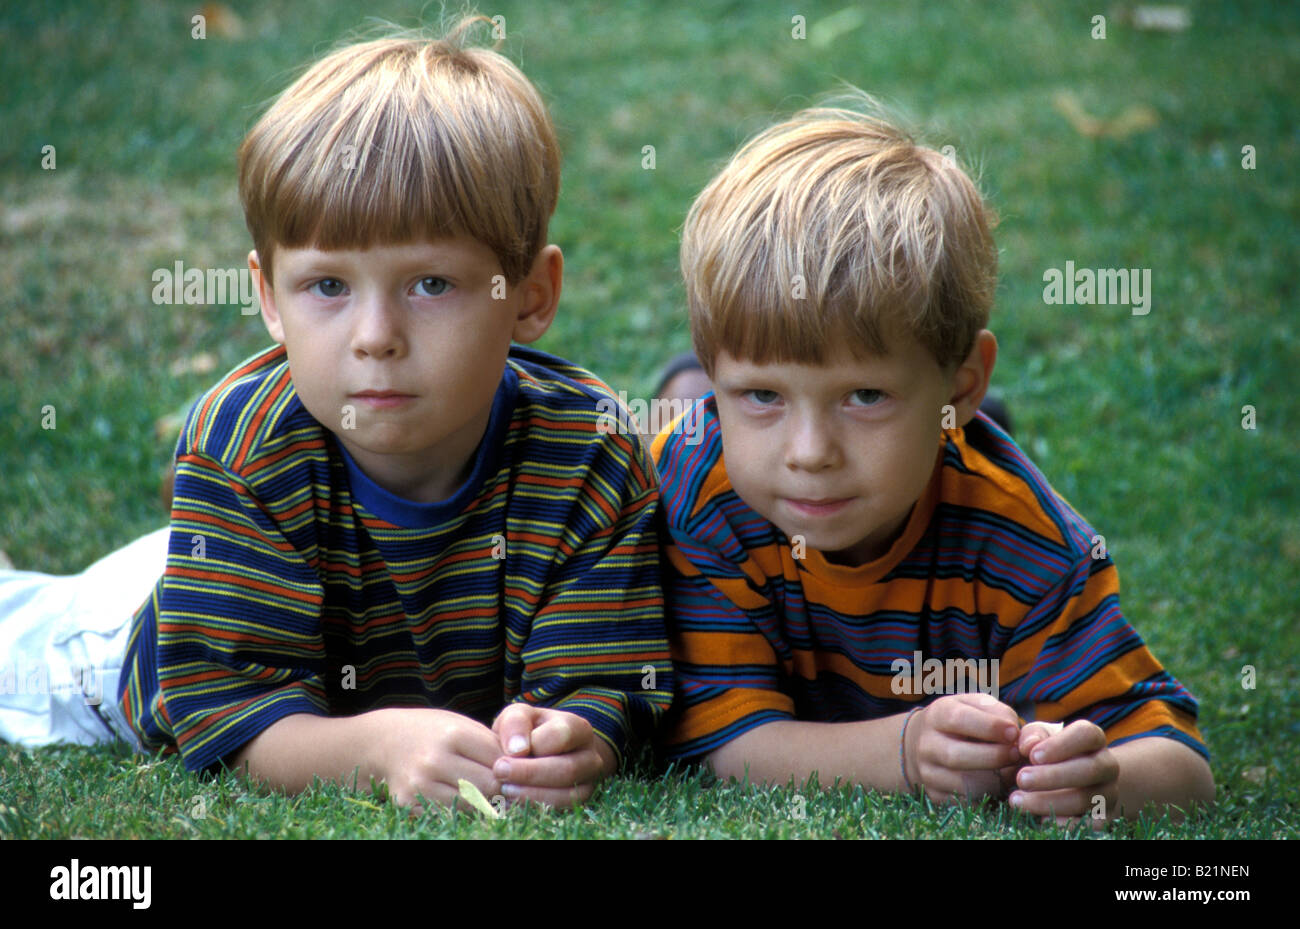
[133,449,330,773]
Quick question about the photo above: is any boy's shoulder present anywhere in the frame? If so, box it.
[651,395,774,560]
[938,412,1101,567]
[654,399,1102,572]
[179,344,326,478]
[503,344,654,479]
[506,344,623,414]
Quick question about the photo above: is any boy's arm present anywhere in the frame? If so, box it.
[229,707,504,812]
[1111,737,1215,816]
[706,695,1023,801]
[707,717,910,790]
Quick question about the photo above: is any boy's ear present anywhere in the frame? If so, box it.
[511,245,562,344]
[948,329,998,427]
[248,250,285,344]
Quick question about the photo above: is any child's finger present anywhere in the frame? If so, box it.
[935,735,1020,771]
[528,710,593,757]
[1008,786,1090,818]
[934,696,1019,744]
[1017,720,1063,756]
[494,749,603,789]
[491,703,540,756]
[450,721,517,769]
[1015,754,1108,793]
[1023,719,1106,765]
[500,781,595,810]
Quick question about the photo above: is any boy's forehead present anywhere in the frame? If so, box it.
[273,236,500,267]
[714,339,921,382]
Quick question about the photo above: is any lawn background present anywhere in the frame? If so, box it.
[0,0,1296,839]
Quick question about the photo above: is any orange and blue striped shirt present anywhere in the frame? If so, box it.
[119,344,672,773]
[653,400,1206,762]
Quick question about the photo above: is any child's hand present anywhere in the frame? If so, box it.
[1010,719,1119,827]
[491,704,616,809]
[905,693,1022,803]
[366,707,503,814]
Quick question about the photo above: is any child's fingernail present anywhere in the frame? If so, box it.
[502,784,520,798]
[508,735,528,754]
[494,759,512,780]
[1009,792,1024,808]
[1005,726,1018,741]
[1009,745,1020,761]
[1032,749,1045,764]
[1019,771,1035,788]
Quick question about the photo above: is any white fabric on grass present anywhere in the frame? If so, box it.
[0,527,168,747]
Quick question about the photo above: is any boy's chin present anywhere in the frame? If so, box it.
[782,520,906,568]
[775,523,881,567]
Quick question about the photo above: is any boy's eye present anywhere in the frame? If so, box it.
[414,277,451,297]
[311,278,346,298]
[745,389,780,405]
[849,389,884,406]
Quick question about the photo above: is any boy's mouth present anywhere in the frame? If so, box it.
[351,389,416,409]
[784,497,854,517]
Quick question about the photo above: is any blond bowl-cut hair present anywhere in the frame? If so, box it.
[238,18,560,287]
[682,98,998,375]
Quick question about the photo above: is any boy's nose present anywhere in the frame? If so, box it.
[784,414,841,472]
[350,294,407,359]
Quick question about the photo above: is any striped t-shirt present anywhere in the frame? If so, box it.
[653,400,1207,762]
[119,344,672,773]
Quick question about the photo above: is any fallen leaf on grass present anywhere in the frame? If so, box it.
[457,778,501,819]
[1053,91,1159,139]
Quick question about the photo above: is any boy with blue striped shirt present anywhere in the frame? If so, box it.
[113,22,672,812]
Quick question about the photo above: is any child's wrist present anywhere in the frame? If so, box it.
[899,706,924,794]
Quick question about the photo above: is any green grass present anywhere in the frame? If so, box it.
[3,742,1289,839]
[2,0,1298,838]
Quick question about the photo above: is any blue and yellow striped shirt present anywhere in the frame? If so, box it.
[119,344,673,773]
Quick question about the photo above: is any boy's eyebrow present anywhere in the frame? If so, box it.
[716,358,894,381]
[278,248,470,278]
[711,370,776,390]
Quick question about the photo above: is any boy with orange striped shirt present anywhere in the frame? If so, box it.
[652,102,1214,823]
